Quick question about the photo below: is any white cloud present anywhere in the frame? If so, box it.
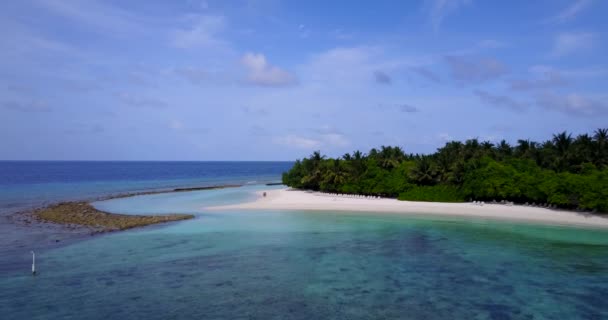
[509,66,567,91]
[0,19,84,60]
[373,71,392,84]
[331,29,355,40]
[273,131,350,149]
[411,66,441,83]
[313,126,351,147]
[197,1,209,10]
[515,64,608,84]
[320,133,350,147]
[167,119,208,134]
[560,66,608,78]
[2,100,52,112]
[168,119,184,131]
[378,103,420,113]
[242,106,269,116]
[173,67,207,85]
[444,55,508,84]
[535,91,607,116]
[172,15,227,49]
[241,52,297,87]
[301,46,425,86]
[34,0,144,35]
[308,47,374,70]
[547,0,593,24]
[298,24,310,38]
[398,104,420,113]
[551,32,595,57]
[117,92,167,108]
[437,133,453,142]
[64,123,105,135]
[427,0,472,31]
[474,90,529,112]
[274,135,320,149]
[477,39,507,49]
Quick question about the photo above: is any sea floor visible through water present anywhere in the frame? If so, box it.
[1,185,608,320]
[0,161,292,272]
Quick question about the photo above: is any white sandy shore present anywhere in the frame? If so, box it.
[206,188,608,229]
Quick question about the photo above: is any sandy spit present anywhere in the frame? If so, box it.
[205,188,608,229]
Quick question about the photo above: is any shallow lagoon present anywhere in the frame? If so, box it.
[2,186,608,319]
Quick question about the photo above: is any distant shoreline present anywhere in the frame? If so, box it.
[98,184,243,200]
[8,184,243,234]
[206,188,608,230]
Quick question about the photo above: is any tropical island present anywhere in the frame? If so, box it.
[281,129,608,213]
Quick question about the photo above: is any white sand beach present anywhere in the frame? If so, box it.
[206,188,608,229]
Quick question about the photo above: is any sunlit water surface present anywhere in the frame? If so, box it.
[2,186,608,319]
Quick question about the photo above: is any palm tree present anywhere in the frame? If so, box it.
[410,156,436,185]
[434,153,453,183]
[573,134,594,166]
[481,141,494,150]
[480,141,494,158]
[552,132,573,156]
[496,140,512,160]
[348,150,366,179]
[538,140,557,169]
[376,146,405,169]
[463,138,481,160]
[322,159,348,190]
[593,128,608,167]
[299,151,326,189]
[368,148,379,158]
[311,151,325,163]
[515,139,530,157]
[435,141,463,183]
[300,167,323,190]
[527,141,542,165]
[550,132,573,171]
[594,128,608,145]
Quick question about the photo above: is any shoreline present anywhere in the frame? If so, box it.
[97,184,243,201]
[0,183,245,274]
[206,188,608,230]
[8,183,242,222]
[0,184,242,272]
[3,184,243,255]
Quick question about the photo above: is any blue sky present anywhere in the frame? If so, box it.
[1,0,607,160]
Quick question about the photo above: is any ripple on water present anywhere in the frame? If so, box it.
[1,190,608,319]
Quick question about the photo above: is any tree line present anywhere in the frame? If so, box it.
[282,129,608,212]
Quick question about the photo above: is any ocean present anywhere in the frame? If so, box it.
[0,161,292,273]
[1,161,607,319]
[0,161,292,213]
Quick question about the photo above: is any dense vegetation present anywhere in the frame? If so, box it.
[282,129,608,213]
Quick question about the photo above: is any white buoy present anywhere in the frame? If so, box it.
[31,251,36,276]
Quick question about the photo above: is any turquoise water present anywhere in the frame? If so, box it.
[0,161,292,213]
[0,161,291,271]
[2,186,608,319]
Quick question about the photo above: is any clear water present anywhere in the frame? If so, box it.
[0,161,293,213]
[2,186,608,319]
[0,161,292,271]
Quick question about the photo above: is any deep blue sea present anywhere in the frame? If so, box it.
[1,161,608,319]
[0,161,292,213]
